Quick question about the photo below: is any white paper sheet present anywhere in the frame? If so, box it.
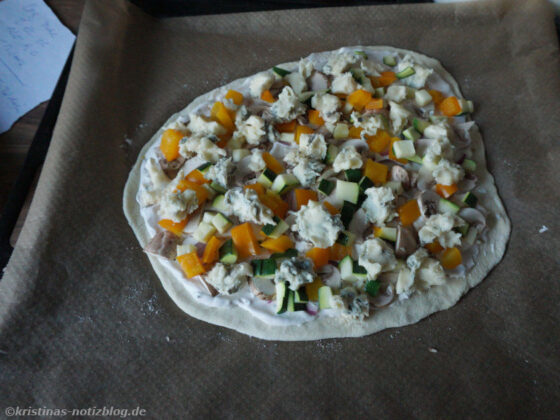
[0,0,75,133]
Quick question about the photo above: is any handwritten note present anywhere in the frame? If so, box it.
[0,0,75,133]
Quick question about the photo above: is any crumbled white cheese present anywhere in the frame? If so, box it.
[351,111,385,135]
[146,158,170,190]
[187,114,226,136]
[418,214,463,248]
[357,238,397,280]
[223,187,274,225]
[416,259,446,287]
[323,52,359,75]
[361,186,395,225]
[292,158,324,187]
[206,262,252,294]
[298,58,315,79]
[360,58,383,77]
[339,287,370,320]
[432,159,465,186]
[396,55,433,89]
[331,72,358,94]
[422,136,453,170]
[292,200,343,248]
[250,71,275,98]
[299,133,327,160]
[389,101,411,134]
[311,92,341,124]
[248,149,266,172]
[159,189,198,223]
[234,115,266,145]
[206,157,233,188]
[271,86,306,121]
[407,248,429,272]
[402,248,446,290]
[424,122,451,139]
[332,146,363,173]
[385,85,408,103]
[285,72,308,95]
[275,257,315,291]
[179,135,226,163]
[396,267,414,295]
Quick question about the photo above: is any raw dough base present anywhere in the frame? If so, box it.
[123,46,511,341]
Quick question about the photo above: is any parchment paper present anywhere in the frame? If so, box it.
[1,0,559,417]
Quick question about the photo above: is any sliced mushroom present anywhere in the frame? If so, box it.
[318,264,342,289]
[249,278,276,300]
[144,231,178,260]
[395,225,417,258]
[159,156,186,179]
[370,284,395,308]
[307,71,329,92]
[417,190,440,218]
[458,208,486,229]
[390,165,410,189]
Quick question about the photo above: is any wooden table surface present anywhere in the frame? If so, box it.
[0,1,85,243]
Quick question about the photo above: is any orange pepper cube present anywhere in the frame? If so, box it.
[306,247,330,269]
[294,189,318,210]
[225,89,243,105]
[261,235,293,253]
[398,199,421,226]
[160,129,183,162]
[275,120,297,133]
[435,183,458,198]
[376,71,397,87]
[440,247,462,270]
[295,125,314,144]
[347,89,373,111]
[439,96,461,117]
[231,223,260,259]
[308,109,325,126]
[363,159,388,186]
[158,218,189,236]
[262,152,284,174]
[261,90,275,103]
[202,235,223,264]
[365,129,391,153]
[177,252,206,278]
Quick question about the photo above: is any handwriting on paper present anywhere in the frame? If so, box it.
[0,0,75,133]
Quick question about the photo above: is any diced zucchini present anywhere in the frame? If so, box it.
[336,230,356,246]
[340,201,357,228]
[342,101,354,114]
[232,148,250,162]
[374,87,385,98]
[339,256,355,281]
[350,68,373,91]
[196,162,212,174]
[294,288,308,303]
[275,282,289,314]
[318,286,333,309]
[345,169,362,183]
[407,154,423,164]
[261,217,289,239]
[354,50,368,58]
[272,66,290,77]
[335,180,360,204]
[333,123,349,140]
[458,99,474,114]
[211,194,227,212]
[279,132,296,143]
[318,179,335,196]
[376,226,397,242]
[257,168,277,188]
[396,66,415,79]
[429,115,447,124]
[393,140,416,159]
[271,173,299,194]
[227,135,245,150]
[202,211,216,224]
[412,117,430,134]
[414,89,433,107]
[202,183,216,200]
[193,222,216,243]
[438,198,460,214]
[210,181,227,194]
[219,238,238,264]
[212,213,232,234]
[383,55,397,67]
[298,91,315,104]
[384,180,403,195]
[461,192,478,208]
[287,291,296,312]
[464,226,478,246]
[270,248,298,260]
[365,280,381,297]
[405,87,416,99]
[402,127,420,141]
[252,258,277,279]
[358,176,374,192]
[462,159,477,172]
[325,144,339,164]
[352,261,368,280]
